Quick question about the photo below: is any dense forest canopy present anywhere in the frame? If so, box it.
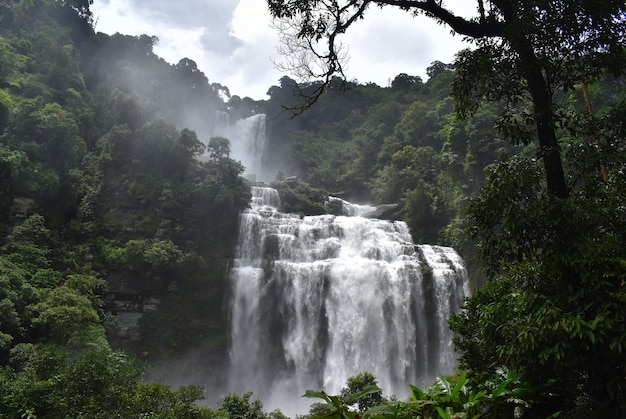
[0,0,624,417]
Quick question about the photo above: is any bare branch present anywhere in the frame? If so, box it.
[271,16,349,82]
[270,2,372,113]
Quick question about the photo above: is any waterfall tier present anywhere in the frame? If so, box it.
[211,112,267,181]
[228,186,470,414]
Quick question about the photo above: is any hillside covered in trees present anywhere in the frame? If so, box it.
[0,0,625,418]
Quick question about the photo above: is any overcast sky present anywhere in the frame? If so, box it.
[91,0,476,100]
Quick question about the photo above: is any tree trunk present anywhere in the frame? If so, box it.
[581,81,610,182]
[516,40,569,198]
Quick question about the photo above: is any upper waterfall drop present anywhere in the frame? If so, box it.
[211,112,268,181]
[228,186,470,415]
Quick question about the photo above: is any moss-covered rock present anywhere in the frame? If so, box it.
[270,177,329,216]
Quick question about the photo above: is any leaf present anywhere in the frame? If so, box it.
[362,405,394,417]
[410,384,426,400]
[587,330,596,345]
[466,390,487,404]
[491,377,509,398]
[304,390,333,404]
[452,372,467,399]
[343,385,382,405]
[436,377,453,396]
[435,406,452,419]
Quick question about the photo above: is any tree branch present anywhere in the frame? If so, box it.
[371,0,504,37]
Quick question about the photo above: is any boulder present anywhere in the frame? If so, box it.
[363,203,403,220]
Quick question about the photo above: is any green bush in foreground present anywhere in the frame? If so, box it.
[302,370,532,419]
[0,347,216,418]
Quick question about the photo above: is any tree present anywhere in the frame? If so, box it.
[31,285,101,344]
[207,136,232,161]
[217,392,287,419]
[0,88,11,132]
[176,128,206,159]
[339,371,384,412]
[0,257,34,355]
[390,73,421,90]
[2,214,52,273]
[267,0,626,198]
[451,149,626,416]
[426,61,452,79]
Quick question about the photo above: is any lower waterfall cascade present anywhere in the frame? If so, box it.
[228,186,470,414]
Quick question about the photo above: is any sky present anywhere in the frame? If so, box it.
[91,0,477,100]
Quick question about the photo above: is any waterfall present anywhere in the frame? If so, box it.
[228,187,470,414]
[211,112,267,181]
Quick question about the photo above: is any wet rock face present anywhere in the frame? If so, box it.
[9,197,34,223]
[103,272,162,348]
[362,203,403,220]
[325,196,402,220]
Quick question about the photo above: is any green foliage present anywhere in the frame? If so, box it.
[0,88,11,131]
[299,373,384,419]
[339,371,384,413]
[303,386,382,419]
[31,285,100,343]
[106,238,185,274]
[29,268,64,289]
[0,257,34,353]
[0,347,215,418]
[218,392,287,419]
[465,156,546,275]
[0,0,250,369]
[2,214,52,273]
[453,139,626,415]
[302,371,530,419]
[371,371,530,419]
[0,144,28,188]
[133,383,218,419]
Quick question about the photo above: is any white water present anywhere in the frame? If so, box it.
[211,112,268,181]
[228,187,470,415]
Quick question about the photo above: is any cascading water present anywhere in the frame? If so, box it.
[228,187,470,415]
[211,112,268,181]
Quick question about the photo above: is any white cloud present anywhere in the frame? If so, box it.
[153,26,207,63]
[222,0,283,97]
[93,0,154,35]
[92,0,476,99]
[342,5,471,87]
[231,0,274,41]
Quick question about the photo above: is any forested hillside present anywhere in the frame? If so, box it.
[0,0,625,417]
[0,1,253,416]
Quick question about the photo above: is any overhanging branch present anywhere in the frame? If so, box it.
[371,0,504,37]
